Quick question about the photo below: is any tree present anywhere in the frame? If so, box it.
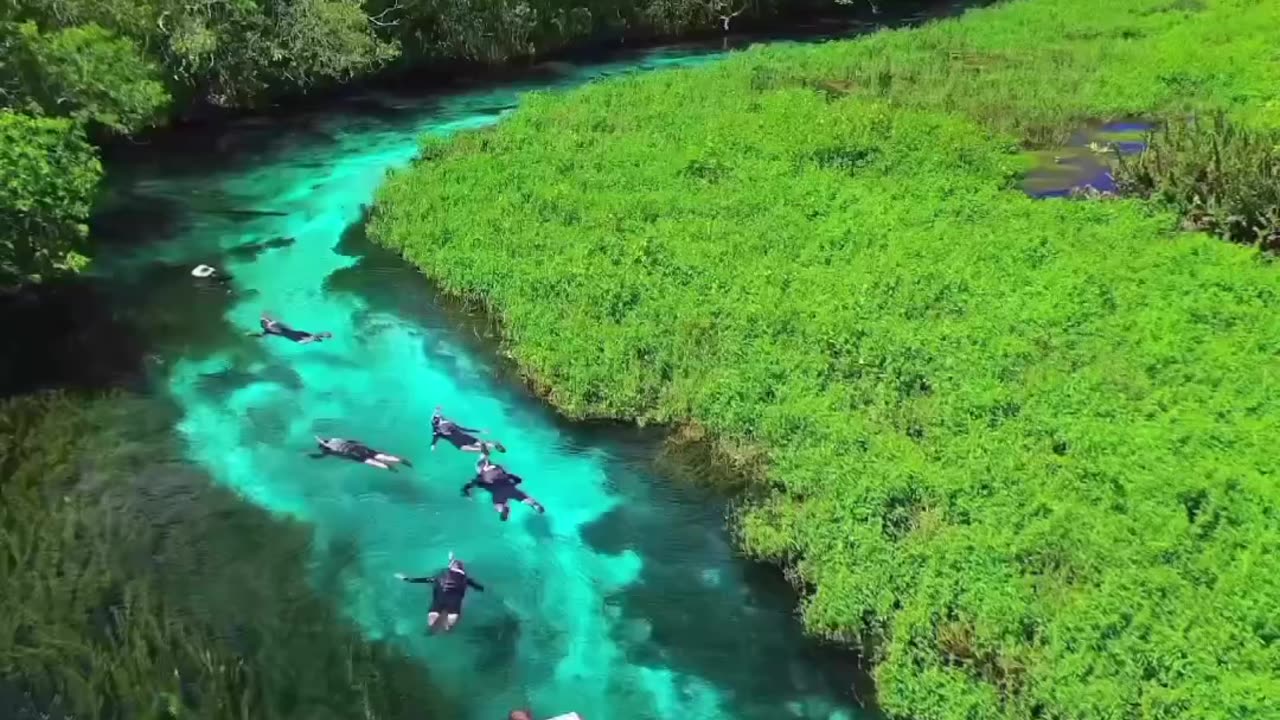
[3,21,170,132]
[0,111,101,288]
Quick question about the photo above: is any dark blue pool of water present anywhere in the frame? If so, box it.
[1021,120,1152,199]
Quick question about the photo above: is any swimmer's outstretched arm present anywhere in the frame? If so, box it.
[466,577,485,591]
[307,451,329,459]
[395,573,436,584]
[460,479,478,497]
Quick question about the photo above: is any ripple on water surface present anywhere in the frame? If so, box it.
[93,44,876,720]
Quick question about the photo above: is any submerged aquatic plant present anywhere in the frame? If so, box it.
[0,392,456,719]
[1116,113,1280,250]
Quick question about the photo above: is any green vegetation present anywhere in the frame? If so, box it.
[0,112,99,285]
[0,392,455,719]
[1,0,844,288]
[367,0,1280,718]
[1117,114,1280,251]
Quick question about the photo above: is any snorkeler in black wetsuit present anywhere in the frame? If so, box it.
[252,313,332,344]
[461,454,545,521]
[310,436,413,471]
[395,556,484,633]
[430,406,506,454]
[191,264,233,285]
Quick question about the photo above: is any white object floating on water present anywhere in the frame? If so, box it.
[191,264,217,278]
[546,714,583,720]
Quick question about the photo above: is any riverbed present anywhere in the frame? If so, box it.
[74,13,957,719]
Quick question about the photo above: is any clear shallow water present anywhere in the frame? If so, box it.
[1020,120,1151,198]
[79,21,993,718]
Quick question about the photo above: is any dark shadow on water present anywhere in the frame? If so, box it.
[226,235,298,261]
[0,280,148,395]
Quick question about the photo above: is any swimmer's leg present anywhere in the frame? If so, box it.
[442,614,460,632]
[363,458,393,471]
[521,496,546,514]
[374,453,413,468]
[427,612,441,633]
[494,501,511,522]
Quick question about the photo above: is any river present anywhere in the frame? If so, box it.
[65,9,960,719]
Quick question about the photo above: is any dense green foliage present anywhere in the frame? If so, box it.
[368,0,1280,718]
[2,0,395,109]
[1117,114,1280,250]
[0,0,836,286]
[0,392,455,719]
[382,0,783,64]
[0,112,100,286]
[1,21,170,131]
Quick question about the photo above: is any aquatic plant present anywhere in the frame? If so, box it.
[367,0,1280,718]
[0,392,456,719]
[1116,113,1280,250]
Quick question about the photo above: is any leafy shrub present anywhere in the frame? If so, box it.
[0,111,100,287]
[368,0,1280,718]
[3,21,170,132]
[1116,113,1280,250]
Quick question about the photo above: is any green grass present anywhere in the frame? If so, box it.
[367,0,1280,718]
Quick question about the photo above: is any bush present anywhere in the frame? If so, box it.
[1116,113,1280,250]
[367,0,1280,718]
[0,111,100,287]
[4,21,170,132]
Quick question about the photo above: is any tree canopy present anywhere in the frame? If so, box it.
[0,0,820,287]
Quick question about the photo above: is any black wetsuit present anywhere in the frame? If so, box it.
[461,462,528,504]
[261,318,319,343]
[431,416,481,449]
[316,438,376,462]
[404,568,485,614]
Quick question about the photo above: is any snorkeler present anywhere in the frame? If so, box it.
[430,406,507,454]
[461,453,545,521]
[251,313,332,344]
[310,436,413,471]
[395,555,485,633]
[191,264,232,283]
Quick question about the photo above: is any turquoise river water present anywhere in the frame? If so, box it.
[74,11,965,718]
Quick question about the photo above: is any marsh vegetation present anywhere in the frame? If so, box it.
[368,0,1280,717]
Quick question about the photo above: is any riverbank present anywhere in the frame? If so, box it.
[366,0,1280,718]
